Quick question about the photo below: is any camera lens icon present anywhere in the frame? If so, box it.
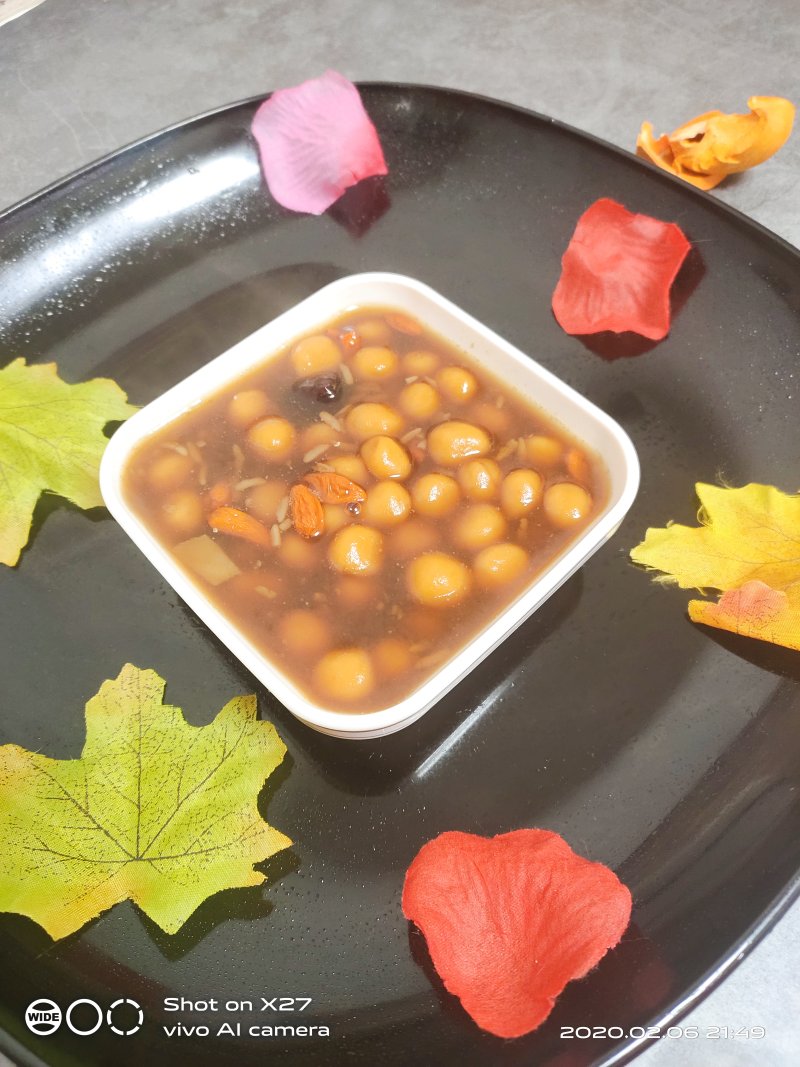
[25,997,143,1037]
[107,998,144,1036]
[25,999,62,1036]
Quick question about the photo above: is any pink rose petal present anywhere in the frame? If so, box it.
[251,70,388,215]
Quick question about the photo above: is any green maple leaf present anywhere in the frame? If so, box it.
[0,664,292,939]
[0,358,137,566]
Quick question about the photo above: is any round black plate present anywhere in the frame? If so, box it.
[1,85,799,1067]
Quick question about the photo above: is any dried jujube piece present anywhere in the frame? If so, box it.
[402,829,632,1038]
[292,372,343,404]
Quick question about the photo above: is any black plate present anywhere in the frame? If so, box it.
[1,84,799,1067]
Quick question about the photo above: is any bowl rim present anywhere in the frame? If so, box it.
[100,271,640,738]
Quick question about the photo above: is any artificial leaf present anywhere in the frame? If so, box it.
[0,664,291,939]
[402,829,632,1038]
[0,359,137,566]
[631,483,800,590]
[551,198,691,340]
[637,96,795,190]
[689,580,800,651]
[631,482,800,651]
[251,70,388,215]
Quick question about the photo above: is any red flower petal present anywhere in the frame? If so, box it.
[251,70,388,215]
[551,198,691,340]
[402,829,632,1038]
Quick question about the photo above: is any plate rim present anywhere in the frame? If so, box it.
[598,871,800,1065]
[1,81,799,1067]
[1,80,798,260]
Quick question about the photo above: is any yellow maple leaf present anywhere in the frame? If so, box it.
[0,359,136,566]
[0,664,292,939]
[630,482,800,652]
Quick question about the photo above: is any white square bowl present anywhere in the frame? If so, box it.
[100,272,639,740]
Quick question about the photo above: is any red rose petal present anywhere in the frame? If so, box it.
[402,829,632,1038]
[551,198,691,340]
[251,70,388,215]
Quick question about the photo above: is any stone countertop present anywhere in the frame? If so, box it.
[0,1,798,1064]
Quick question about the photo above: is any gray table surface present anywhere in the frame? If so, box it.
[0,1,798,1064]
